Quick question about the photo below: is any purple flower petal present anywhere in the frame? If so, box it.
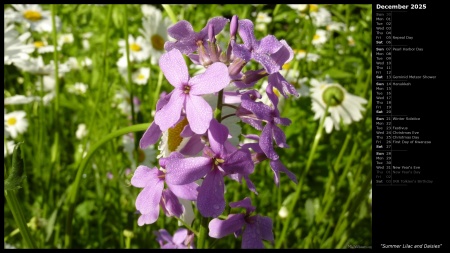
[179,135,205,156]
[260,124,279,160]
[270,159,298,185]
[241,99,271,122]
[208,214,246,238]
[168,182,199,201]
[165,40,198,55]
[208,119,229,155]
[131,166,160,188]
[272,125,289,148]
[256,216,274,242]
[159,49,189,88]
[199,17,229,39]
[154,89,185,132]
[229,197,255,213]
[197,169,225,217]
[139,122,162,149]
[189,62,230,95]
[231,41,251,62]
[155,229,173,246]
[223,149,253,175]
[172,228,189,245]
[241,223,265,249]
[270,39,294,68]
[165,156,212,185]
[258,35,283,55]
[185,95,212,134]
[161,189,184,217]
[268,72,299,99]
[159,151,184,168]
[238,19,257,49]
[252,52,282,75]
[135,180,164,222]
[167,20,195,41]
[138,213,159,226]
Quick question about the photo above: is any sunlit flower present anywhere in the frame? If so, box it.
[295,49,320,62]
[254,12,272,32]
[4,24,34,65]
[10,4,60,33]
[278,206,288,218]
[58,33,74,46]
[154,228,195,249]
[139,5,171,65]
[310,6,332,27]
[118,34,151,63]
[75,123,88,140]
[310,78,367,133]
[132,67,150,85]
[287,4,309,13]
[14,55,71,75]
[67,82,88,95]
[4,95,38,105]
[312,29,329,46]
[4,140,16,158]
[4,110,29,139]
[327,21,346,32]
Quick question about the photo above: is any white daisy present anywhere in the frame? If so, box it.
[66,57,92,71]
[75,123,88,140]
[310,78,367,133]
[14,55,71,76]
[118,35,151,63]
[294,49,320,62]
[327,21,346,32]
[139,7,171,65]
[58,33,74,46]
[10,4,60,33]
[4,140,16,158]
[287,4,309,13]
[4,94,38,105]
[4,110,29,139]
[32,38,58,54]
[123,133,156,168]
[254,12,272,32]
[67,82,88,95]
[347,36,356,47]
[132,67,150,85]
[310,6,332,27]
[4,24,34,65]
[312,29,329,47]
[82,32,93,50]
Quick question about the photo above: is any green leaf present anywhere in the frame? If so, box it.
[4,142,26,191]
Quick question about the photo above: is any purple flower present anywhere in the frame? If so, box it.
[164,17,229,55]
[241,134,298,186]
[232,19,284,75]
[165,119,255,218]
[131,164,198,226]
[154,228,195,249]
[239,90,291,160]
[208,197,274,249]
[154,48,231,134]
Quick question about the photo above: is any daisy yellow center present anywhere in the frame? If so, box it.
[130,43,141,52]
[7,117,17,126]
[167,117,189,152]
[309,4,319,12]
[313,34,321,41]
[34,41,45,48]
[322,86,345,106]
[23,10,42,21]
[151,34,165,51]
[138,74,145,80]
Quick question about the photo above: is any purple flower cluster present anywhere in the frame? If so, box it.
[132,15,298,249]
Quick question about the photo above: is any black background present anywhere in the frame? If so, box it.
[372,1,447,249]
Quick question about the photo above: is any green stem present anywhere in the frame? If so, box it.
[276,105,329,248]
[5,162,36,249]
[51,5,60,115]
[161,4,178,24]
[64,123,150,248]
[197,216,209,249]
[214,90,224,123]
